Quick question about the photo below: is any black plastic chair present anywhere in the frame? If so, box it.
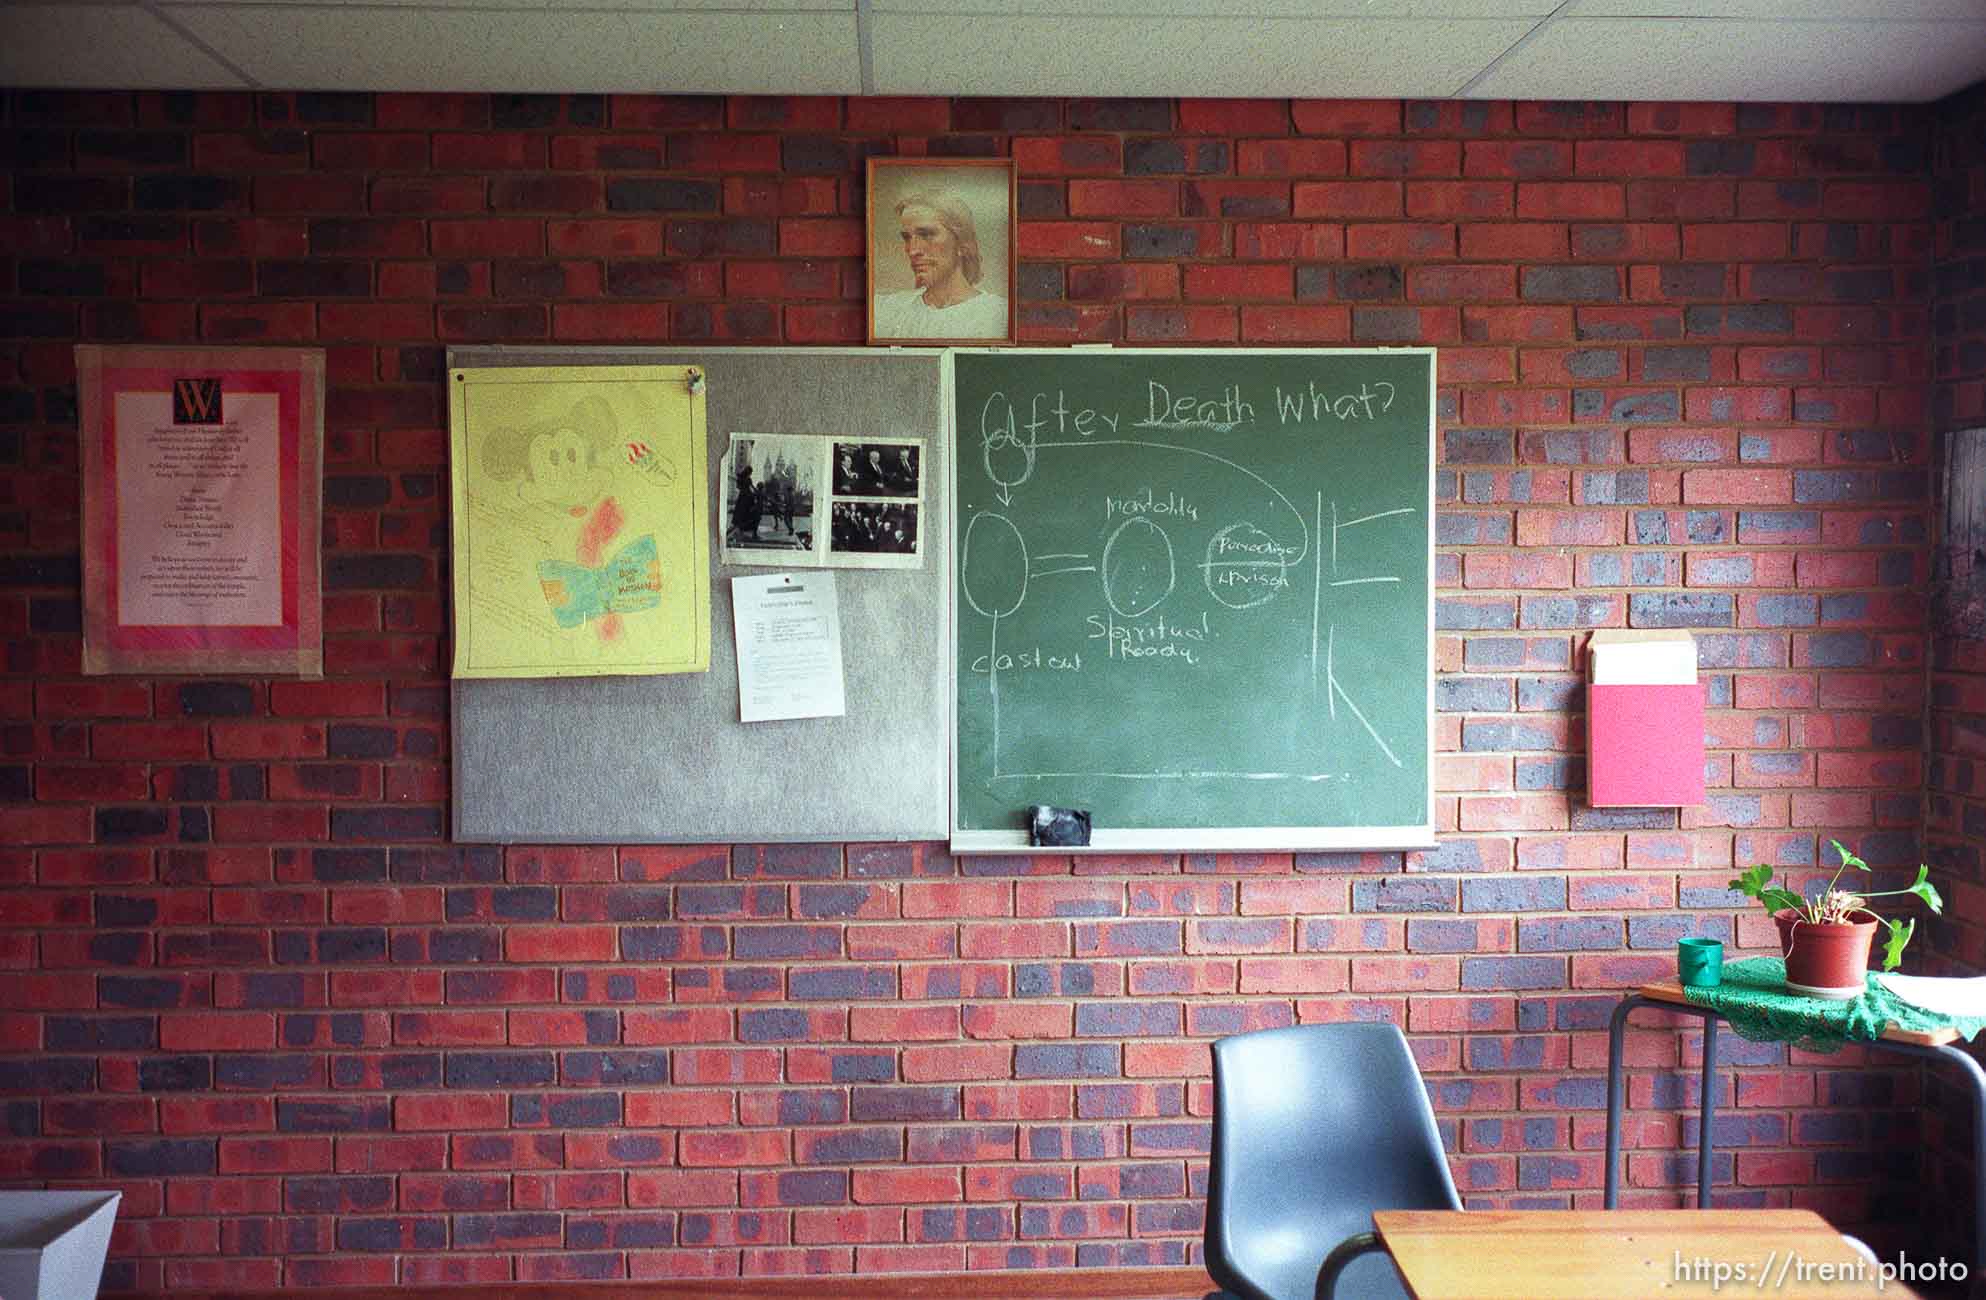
[1203,1022,1462,1300]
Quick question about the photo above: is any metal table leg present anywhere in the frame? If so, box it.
[1609,990,1986,1278]
[1606,994,1719,1211]
[1909,1041,1986,1280]
[1699,1014,1718,1209]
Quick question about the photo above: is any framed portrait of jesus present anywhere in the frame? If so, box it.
[866,157,1017,347]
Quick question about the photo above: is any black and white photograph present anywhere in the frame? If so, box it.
[720,433,821,566]
[832,501,920,557]
[833,440,921,499]
[721,433,928,571]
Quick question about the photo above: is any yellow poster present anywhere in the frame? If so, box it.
[449,365,709,678]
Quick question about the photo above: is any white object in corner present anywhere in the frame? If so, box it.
[1874,972,1986,1020]
[0,1189,122,1300]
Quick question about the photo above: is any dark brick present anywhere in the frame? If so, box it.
[850,1086,960,1122]
[337,1217,447,1252]
[606,179,719,213]
[258,260,370,297]
[97,806,170,842]
[1462,876,1567,912]
[1070,100,1172,132]
[561,1051,669,1087]
[136,1056,208,1092]
[1015,1044,1121,1079]
[134,174,246,210]
[325,554,431,590]
[445,1053,556,1088]
[1522,267,1619,302]
[1630,593,1733,627]
[19,261,107,296]
[108,1138,216,1175]
[1124,225,1200,258]
[1352,877,1457,913]
[278,1099,389,1132]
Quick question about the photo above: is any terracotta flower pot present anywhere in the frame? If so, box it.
[1772,908,1878,999]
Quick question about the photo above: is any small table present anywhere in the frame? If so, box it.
[1370,1208,1917,1299]
[1604,978,1986,1278]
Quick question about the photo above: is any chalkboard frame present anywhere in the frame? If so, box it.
[946,346,1438,854]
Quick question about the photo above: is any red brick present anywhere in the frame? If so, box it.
[430,219,543,257]
[1238,306,1347,344]
[778,218,863,257]
[1012,136,1121,176]
[1236,139,1345,177]
[1291,100,1401,136]
[546,219,663,256]
[1517,182,1624,219]
[1227,221,1339,259]
[1682,468,1793,505]
[1179,99,1290,134]
[432,132,546,169]
[252,175,367,213]
[1292,180,1400,218]
[1183,264,1292,302]
[1406,182,1512,219]
[1574,140,1685,176]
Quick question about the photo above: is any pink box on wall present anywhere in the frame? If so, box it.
[1587,630,1705,808]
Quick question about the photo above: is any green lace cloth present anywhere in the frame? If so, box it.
[1678,956,1986,1054]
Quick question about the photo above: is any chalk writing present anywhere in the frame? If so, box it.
[952,351,1433,841]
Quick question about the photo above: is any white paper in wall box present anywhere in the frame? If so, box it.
[1588,630,1697,686]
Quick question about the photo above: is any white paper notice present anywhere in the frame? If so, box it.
[731,572,846,723]
[114,390,282,627]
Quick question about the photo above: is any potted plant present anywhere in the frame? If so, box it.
[1730,840,1944,999]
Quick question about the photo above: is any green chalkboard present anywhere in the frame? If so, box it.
[949,348,1435,852]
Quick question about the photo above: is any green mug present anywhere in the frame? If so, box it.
[1677,937,1723,988]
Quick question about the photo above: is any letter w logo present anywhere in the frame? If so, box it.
[172,377,222,424]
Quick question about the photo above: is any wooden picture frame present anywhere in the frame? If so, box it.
[866,157,1017,346]
[76,344,324,676]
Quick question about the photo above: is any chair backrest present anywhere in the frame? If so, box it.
[1204,1022,1461,1300]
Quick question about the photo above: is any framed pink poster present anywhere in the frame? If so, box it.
[77,345,324,676]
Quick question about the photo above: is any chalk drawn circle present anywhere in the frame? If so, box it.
[1101,517,1175,618]
[961,512,1028,619]
[979,393,1035,493]
[1203,522,1291,610]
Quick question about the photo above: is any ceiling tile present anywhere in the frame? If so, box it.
[159,0,848,8]
[873,0,1553,14]
[0,4,250,88]
[1466,17,1986,102]
[1568,0,1985,18]
[162,5,861,93]
[871,14,1534,97]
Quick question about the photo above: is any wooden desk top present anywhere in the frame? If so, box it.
[1638,979,1960,1046]
[1372,1209,1919,1300]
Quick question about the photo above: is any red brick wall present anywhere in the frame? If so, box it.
[0,88,1957,1288]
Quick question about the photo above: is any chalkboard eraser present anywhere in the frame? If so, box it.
[1069,343,1115,350]
[1026,805,1092,847]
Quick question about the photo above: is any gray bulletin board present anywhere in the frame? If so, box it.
[450,346,950,844]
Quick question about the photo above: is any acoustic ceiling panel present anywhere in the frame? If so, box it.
[870,14,1535,98]
[1568,0,1986,17]
[177,0,846,6]
[1466,16,1986,103]
[0,4,251,88]
[161,4,862,94]
[870,0,1554,13]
